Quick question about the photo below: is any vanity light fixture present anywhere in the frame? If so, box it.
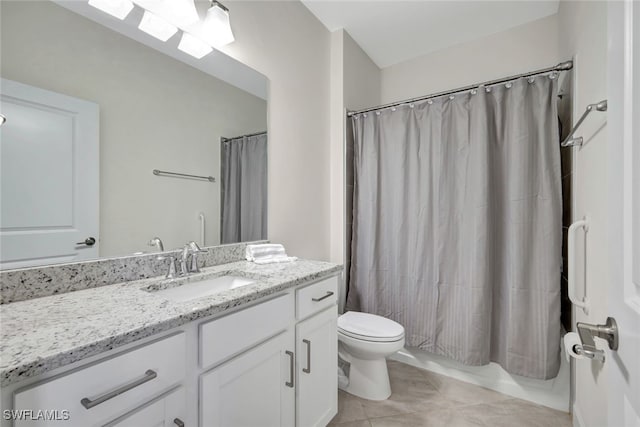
[138,10,178,41]
[88,0,234,59]
[178,32,213,59]
[201,1,234,48]
[88,0,134,20]
[133,0,200,28]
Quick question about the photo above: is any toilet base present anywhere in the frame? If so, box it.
[340,356,391,401]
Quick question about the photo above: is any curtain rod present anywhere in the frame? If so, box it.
[221,131,267,142]
[347,60,573,117]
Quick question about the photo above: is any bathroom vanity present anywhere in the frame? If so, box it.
[0,257,341,427]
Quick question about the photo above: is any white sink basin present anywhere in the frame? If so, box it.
[150,275,255,302]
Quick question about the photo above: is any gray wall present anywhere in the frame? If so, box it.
[380,14,560,104]
[217,1,332,261]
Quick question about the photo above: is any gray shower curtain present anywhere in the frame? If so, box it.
[346,76,562,379]
[220,133,267,244]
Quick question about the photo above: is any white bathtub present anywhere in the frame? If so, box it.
[390,344,570,412]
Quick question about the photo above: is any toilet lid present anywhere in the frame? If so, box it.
[338,312,404,342]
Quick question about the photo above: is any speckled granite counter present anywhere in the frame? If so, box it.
[0,259,342,387]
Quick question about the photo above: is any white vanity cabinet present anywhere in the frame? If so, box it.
[295,279,339,427]
[6,273,339,427]
[12,333,187,427]
[198,293,296,427]
[198,275,339,427]
[200,330,296,427]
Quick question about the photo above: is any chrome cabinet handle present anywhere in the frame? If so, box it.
[76,237,96,246]
[173,419,185,427]
[285,351,294,388]
[312,291,334,302]
[303,339,311,374]
[80,369,157,409]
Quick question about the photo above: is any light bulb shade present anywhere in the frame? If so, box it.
[178,32,213,59]
[201,3,234,47]
[138,10,177,41]
[133,0,199,28]
[88,0,134,20]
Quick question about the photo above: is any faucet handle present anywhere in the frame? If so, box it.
[157,253,178,279]
[187,241,207,253]
[186,241,207,273]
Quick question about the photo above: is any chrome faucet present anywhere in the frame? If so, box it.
[148,237,164,252]
[179,241,208,276]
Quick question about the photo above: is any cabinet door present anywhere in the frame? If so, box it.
[104,387,186,427]
[296,306,338,427]
[200,329,295,427]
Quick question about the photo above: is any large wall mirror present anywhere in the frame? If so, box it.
[0,0,268,269]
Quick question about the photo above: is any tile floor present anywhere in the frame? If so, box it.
[329,361,571,427]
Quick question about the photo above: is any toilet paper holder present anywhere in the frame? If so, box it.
[573,317,619,362]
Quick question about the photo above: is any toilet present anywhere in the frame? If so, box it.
[337,311,405,401]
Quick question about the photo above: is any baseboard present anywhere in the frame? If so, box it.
[573,403,584,427]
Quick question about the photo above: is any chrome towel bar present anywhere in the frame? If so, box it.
[153,169,215,182]
[561,100,608,147]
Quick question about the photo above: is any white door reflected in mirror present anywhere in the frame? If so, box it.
[0,79,99,269]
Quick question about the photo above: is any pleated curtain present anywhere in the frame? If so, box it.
[220,133,268,244]
[346,76,562,379]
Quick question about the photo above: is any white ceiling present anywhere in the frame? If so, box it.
[302,1,559,68]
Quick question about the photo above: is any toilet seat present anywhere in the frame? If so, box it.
[338,311,404,343]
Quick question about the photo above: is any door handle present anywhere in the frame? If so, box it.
[577,317,619,351]
[303,339,311,374]
[285,351,294,388]
[76,237,96,246]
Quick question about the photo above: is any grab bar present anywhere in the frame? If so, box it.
[198,212,206,246]
[568,218,590,314]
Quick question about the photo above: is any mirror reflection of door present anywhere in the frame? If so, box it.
[220,132,268,244]
[0,79,99,269]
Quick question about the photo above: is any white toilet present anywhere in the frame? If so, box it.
[337,311,405,401]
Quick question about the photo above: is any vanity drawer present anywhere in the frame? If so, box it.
[13,332,186,427]
[296,276,338,320]
[200,293,294,370]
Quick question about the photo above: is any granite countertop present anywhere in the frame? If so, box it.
[0,259,342,387]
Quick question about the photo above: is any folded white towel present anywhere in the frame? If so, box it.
[250,247,285,257]
[246,244,297,264]
[247,243,283,251]
[246,244,285,261]
[253,255,298,265]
